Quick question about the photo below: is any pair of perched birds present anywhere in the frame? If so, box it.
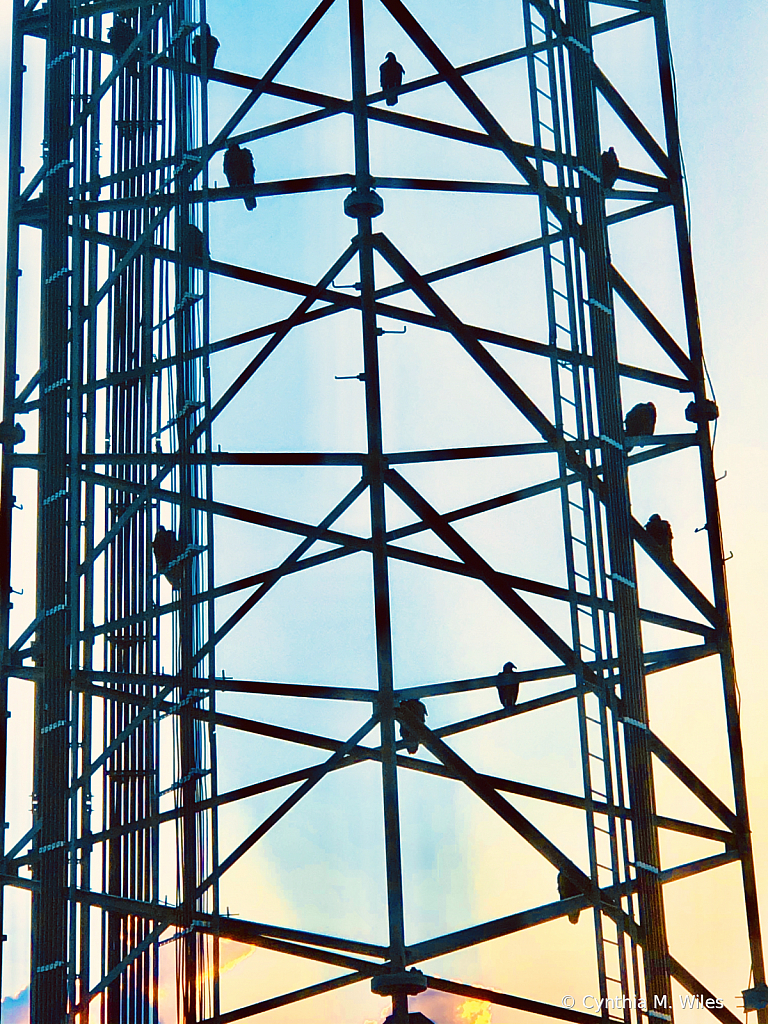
[108,18,219,72]
[397,660,520,755]
[624,397,718,561]
[624,404,671,556]
[219,51,405,208]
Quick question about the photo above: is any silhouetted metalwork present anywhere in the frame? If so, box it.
[1,1,765,1023]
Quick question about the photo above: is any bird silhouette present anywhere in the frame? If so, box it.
[645,514,673,561]
[181,223,207,260]
[601,146,620,188]
[380,52,405,106]
[223,142,257,210]
[192,24,220,71]
[557,871,582,925]
[398,699,427,754]
[496,661,519,710]
[624,402,656,448]
[152,528,185,586]
[108,16,140,72]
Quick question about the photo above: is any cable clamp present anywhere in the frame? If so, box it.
[635,860,661,874]
[36,960,65,973]
[44,267,70,285]
[44,159,72,179]
[599,433,622,450]
[41,719,67,734]
[39,840,66,853]
[622,717,647,731]
[157,767,210,797]
[608,573,635,589]
[159,687,207,720]
[578,165,601,183]
[566,35,591,55]
[588,297,613,316]
[43,489,67,506]
[45,603,67,617]
[44,377,68,393]
[47,50,75,69]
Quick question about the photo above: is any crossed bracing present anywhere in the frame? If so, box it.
[3,0,755,1020]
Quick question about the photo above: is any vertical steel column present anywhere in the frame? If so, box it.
[31,0,72,1019]
[0,0,27,999]
[174,8,202,1014]
[564,0,672,1012]
[348,3,408,1021]
[651,3,767,1013]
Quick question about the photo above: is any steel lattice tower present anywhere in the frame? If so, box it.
[1,1,765,1023]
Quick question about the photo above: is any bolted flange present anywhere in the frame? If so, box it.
[384,1014,435,1024]
[344,188,384,219]
[371,968,428,997]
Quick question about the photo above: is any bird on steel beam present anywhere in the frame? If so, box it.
[645,513,674,562]
[192,24,220,72]
[624,401,656,449]
[380,52,405,106]
[601,146,620,188]
[496,661,519,710]
[108,15,140,73]
[223,142,257,210]
[557,870,582,925]
[398,699,427,754]
[152,527,185,586]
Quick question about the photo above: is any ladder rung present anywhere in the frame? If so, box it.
[537,87,552,100]
[589,751,605,761]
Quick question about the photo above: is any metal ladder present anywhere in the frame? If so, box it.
[522,3,639,1018]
